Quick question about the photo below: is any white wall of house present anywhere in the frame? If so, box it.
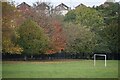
[60,10,68,15]
[55,10,68,16]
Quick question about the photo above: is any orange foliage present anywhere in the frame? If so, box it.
[45,20,66,54]
[49,20,66,53]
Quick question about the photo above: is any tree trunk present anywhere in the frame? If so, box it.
[31,55,33,59]
[24,55,27,61]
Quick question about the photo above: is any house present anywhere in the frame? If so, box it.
[101,3,110,8]
[35,2,50,10]
[54,3,70,15]
[17,2,32,12]
[100,0,115,8]
[34,2,50,15]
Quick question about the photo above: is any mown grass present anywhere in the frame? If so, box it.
[2,60,118,78]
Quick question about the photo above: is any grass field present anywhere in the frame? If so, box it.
[2,60,118,78]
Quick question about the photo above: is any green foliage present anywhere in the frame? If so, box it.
[64,10,76,22]
[63,23,96,53]
[96,2,119,53]
[64,6,104,32]
[64,3,119,53]
[93,35,111,53]
[17,19,50,55]
[100,21,119,53]
[96,2,119,17]
[64,6,107,53]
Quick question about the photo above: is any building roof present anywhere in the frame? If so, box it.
[57,3,69,8]
[75,3,86,8]
[55,3,69,10]
[17,2,31,9]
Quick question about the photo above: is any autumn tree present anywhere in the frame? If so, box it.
[17,19,50,59]
[22,2,66,54]
[2,2,23,54]
[50,19,66,53]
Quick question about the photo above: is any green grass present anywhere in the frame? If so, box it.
[2,60,118,78]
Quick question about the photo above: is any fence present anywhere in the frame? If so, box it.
[2,52,119,60]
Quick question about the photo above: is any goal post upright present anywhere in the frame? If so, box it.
[105,55,106,67]
[94,54,96,66]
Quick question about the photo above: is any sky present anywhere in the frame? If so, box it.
[11,0,120,8]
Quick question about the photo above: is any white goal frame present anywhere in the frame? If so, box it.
[94,54,107,67]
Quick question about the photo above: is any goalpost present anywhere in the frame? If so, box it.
[94,54,107,67]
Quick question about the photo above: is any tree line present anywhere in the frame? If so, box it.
[2,1,120,60]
